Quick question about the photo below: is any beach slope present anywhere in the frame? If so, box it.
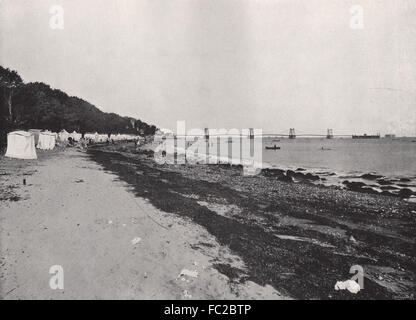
[0,148,282,299]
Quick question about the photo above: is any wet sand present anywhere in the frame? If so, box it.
[0,148,283,299]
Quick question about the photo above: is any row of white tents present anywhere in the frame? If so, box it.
[4,130,143,160]
[28,129,81,144]
[84,133,108,143]
[110,134,139,141]
[5,130,61,159]
[57,129,82,142]
[84,133,141,142]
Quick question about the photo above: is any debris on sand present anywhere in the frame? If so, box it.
[276,234,335,248]
[131,237,142,245]
[335,280,361,294]
[349,235,358,244]
[183,290,192,299]
[178,269,198,278]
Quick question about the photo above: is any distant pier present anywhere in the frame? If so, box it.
[171,128,384,139]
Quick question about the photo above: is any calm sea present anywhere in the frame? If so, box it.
[262,137,416,194]
[166,136,416,196]
[262,137,416,178]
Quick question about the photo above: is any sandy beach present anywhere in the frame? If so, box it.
[0,147,283,299]
[1,143,415,299]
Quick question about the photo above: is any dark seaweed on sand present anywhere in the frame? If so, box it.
[88,144,416,300]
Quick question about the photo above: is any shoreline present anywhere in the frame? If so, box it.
[150,140,416,201]
[87,142,416,299]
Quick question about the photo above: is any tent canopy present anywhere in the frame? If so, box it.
[58,129,69,141]
[37,131,56,150]
[69,131,82,141]
[5,131,37,160]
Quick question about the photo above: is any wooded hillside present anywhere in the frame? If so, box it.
[0,66,156,145]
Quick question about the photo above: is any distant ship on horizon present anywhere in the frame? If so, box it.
[352,133,381,139]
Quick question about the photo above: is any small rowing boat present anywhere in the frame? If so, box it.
[265,145,281,150]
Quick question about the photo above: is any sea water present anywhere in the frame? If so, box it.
[261,137,416,194]
[169,136,416,196]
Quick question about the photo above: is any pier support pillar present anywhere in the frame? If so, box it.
[289,128,296,139]
[326,129,333,139]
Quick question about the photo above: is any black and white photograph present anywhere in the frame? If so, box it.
[0,0,415,305]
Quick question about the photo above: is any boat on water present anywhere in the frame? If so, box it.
[272,139,280,142]
[265,145,281,150]
[352,134,380,139]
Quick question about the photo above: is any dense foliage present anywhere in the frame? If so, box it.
[0,65,156,145]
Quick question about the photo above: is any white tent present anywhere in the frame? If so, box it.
[84,133,95,141]
[99,134,109,142]
[70,131,82,142]
[5,131,37,160]
[37,131,56,150]
[116,134,128,141]
[59,129,69,142]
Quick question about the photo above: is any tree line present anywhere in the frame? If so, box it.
[0,65,156,146]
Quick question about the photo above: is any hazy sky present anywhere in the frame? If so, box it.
[1,0,415,135]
